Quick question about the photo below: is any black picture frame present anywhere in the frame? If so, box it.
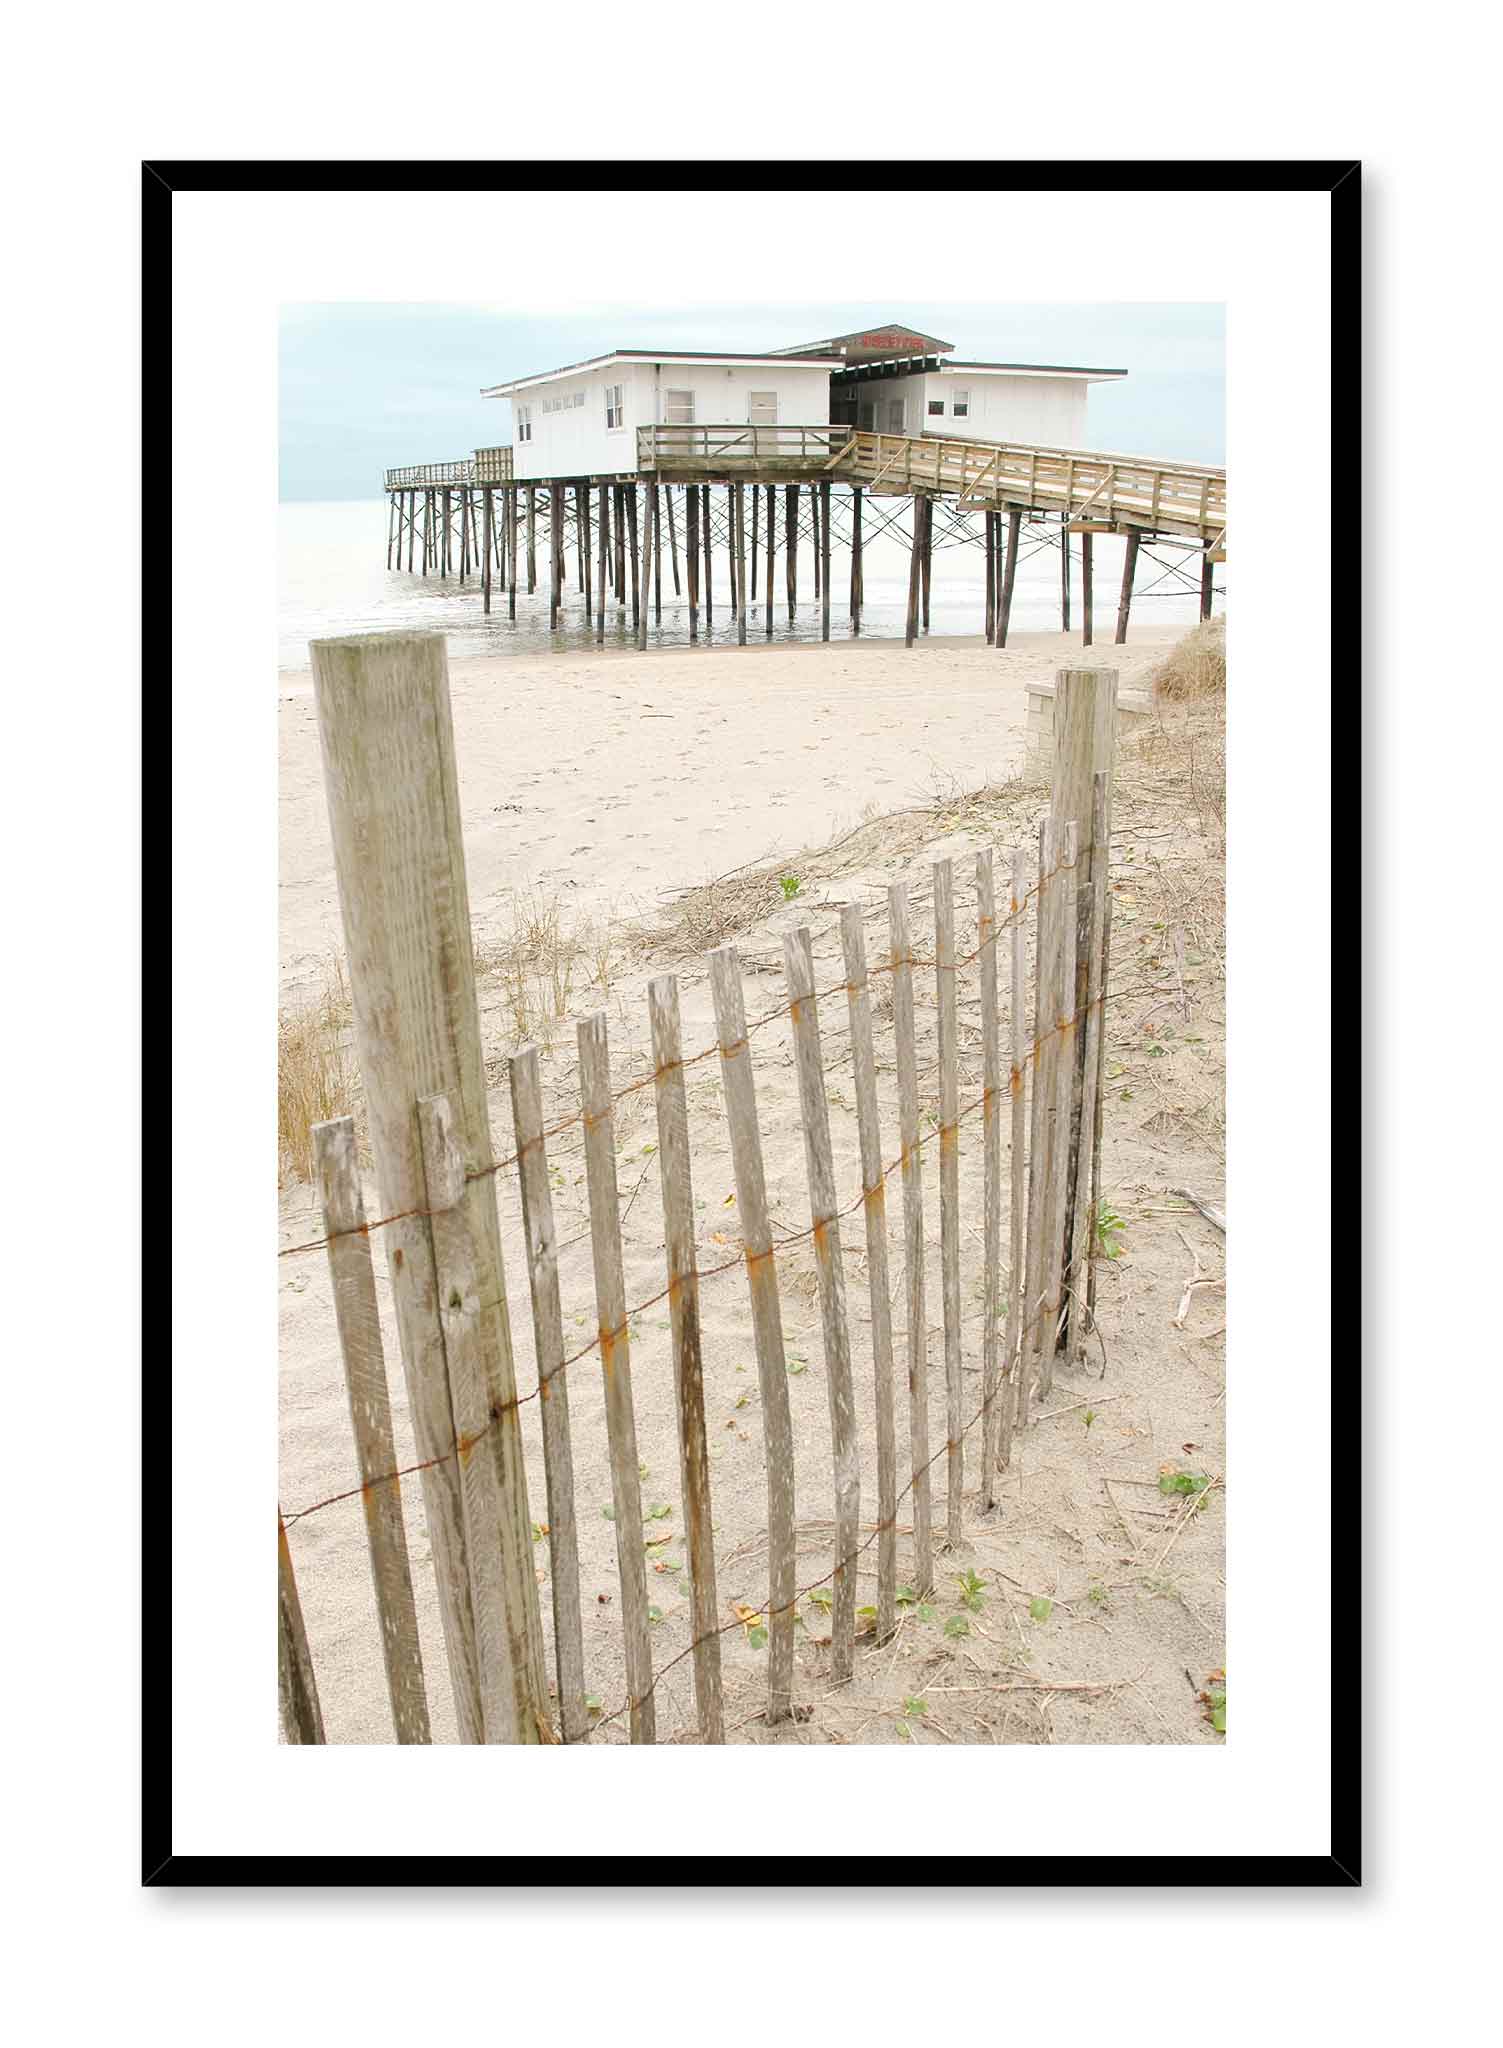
[151,157,1357,1888]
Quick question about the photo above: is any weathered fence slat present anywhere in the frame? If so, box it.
[648,974,725,1744]
[1037,820,1080,1401]
[1000,842,1029,1470]
[934,858,964,1547]
[976,852,1004,1506]
[784,927,861,1681]
[418,1093,547,1743]
[278,1512,325,1744]
[1067,773,1111,1363]
[313,1116,430,1744]
[1020,815,1057,1424]
[839,903,898,1642]
[577,1011,657,1744]
[508,1046,589,1744]
[709,945,796,1723]
[888,883,934,1595]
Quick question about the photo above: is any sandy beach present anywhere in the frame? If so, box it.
[279,625,1225,1746]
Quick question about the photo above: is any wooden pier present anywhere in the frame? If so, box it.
[382,425,1225,646]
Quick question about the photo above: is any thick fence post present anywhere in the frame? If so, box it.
[278,1512,325,1744]
[310,628,550,1743]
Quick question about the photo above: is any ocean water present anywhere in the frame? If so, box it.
[278,495,1220,673]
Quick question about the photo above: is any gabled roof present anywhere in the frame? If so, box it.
[771,322,955,364]
[482,348,840,398]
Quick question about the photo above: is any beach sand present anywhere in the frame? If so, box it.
[279,627,1226,1745]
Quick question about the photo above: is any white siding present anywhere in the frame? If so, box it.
[848,368,1096,448]
[499,359,832,479]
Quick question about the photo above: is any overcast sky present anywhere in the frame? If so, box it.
[279,301,1224,501]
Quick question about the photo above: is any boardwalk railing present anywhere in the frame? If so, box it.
[279,630,1122,1745]
[637,423,855,473]
[385,459,477,490]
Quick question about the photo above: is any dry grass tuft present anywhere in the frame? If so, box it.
[1147,616,1225,704]
[278,954,359,1187]
[474,886,618,1049]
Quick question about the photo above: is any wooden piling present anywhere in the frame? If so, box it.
[888,882,934,1595]
[386,493,395,572]
[851,486,863,636]
[1201,541,1214,621]
[750,482,759,604]
[765,483,775,638]
[421,490,431,575]
[985,509,996,644]
[648,975,724,1743]
[1065,773,1110,1365]
[441,487,451,577]
[839,902,898,1642]
[905,497,923,648]
[1081,530,1094,646]
[786,484,798,619]
[734,480,747,646]
[997,504,1022,648]
[666,484,681,596]
[596,484,607,644]
[459,488,469,584]
[507,485,517,619]
[314,1115,431,1743]
[1037,823,1079,1402]
[407,491,415,572]
[549,483,562,631]
[784,927,860,1680]
[627,485,640,631]
[482,489,493,615]
[920,492,931,632]
[811,482,821,602]
[526,486,537,593]
[614,485,626,604]
[820,480,832,641]
[1115,527,1141,644]
[1020,816,1056,1427]
[686,481,700,641]
[638,482,654,651]
[652,481,662,624]
[1061,512,1072,633]
[709,946,796,1723]
[702,483,713,625]
[310,629,549,1744]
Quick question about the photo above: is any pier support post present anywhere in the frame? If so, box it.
[997,504,1022,649]
[386,494,395,572]
[1081,530,1094,647]
[1115,527,1141,645]
[667,485,681,597]
[765,483,775,639]
[919,491,931,633]
[627,486,640,631]
[653,483,662,625]
[686,483,700,641]
[406,492,414,571]
[579,485,591,618]
[786,485,798,620]
[441,487,451,576]
[482,488,493,614]
[734,481,747,646]
[596,484,608,644]
[549,483,563,630]
[310,629,551,1743]
[905,496,923,648]
[702,485,713,626]
[811,484,821,604]
[851,487,863,636]
[1200,542,1214,621]
[639,482,655,651]
[820,481,832,641]
[423,491,432,575]
[1061,511,1071,633]
[984,509,996,643]
[526,487,537,594]
[506,486,517,618]
[750,484,759,604]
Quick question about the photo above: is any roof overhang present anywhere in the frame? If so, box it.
[482,349,841,398]
[940,361,1129,382]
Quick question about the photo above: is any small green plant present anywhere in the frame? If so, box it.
[786,1354,808,1376]
[856,1604,878,1632]
[916,1603,937,1624]
[807,1585,833,1613]
[1095,1199,1127,1258]
[747,1624,768,1650]
[585,1694,603,1716]
[780,875,802,901]
[1158,1470,1212,1498]
[957,1568,986,1613]
[1029,1595,1053,1624]
[1087,1581,1110,1608]
[1083,1408,1097,1430]
[646,1502,674,1520]
[601,1504,615,1521]
[647,1605,664,1626]
[903,1696,928,1717]
[895,1584,917,1608]
[1200,1670,1226,1734]
[943,1614,970,1640]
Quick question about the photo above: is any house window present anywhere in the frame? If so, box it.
[664,389,695,425]
[605,383,624,429]
[516,403,533,443]
[950,389,971,420]
[748,391,777,426]
[927,396,945,418]
[888,400,905,432]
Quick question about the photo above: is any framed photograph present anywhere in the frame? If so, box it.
[156,158,1354,1884]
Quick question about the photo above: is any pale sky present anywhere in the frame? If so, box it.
[279,301,1224,501]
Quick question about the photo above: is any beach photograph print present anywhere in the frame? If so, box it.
[277,300,1227,1748]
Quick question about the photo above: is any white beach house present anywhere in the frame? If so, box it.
[481,321,1127,479]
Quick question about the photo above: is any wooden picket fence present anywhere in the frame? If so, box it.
[278,632,1119,1744]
